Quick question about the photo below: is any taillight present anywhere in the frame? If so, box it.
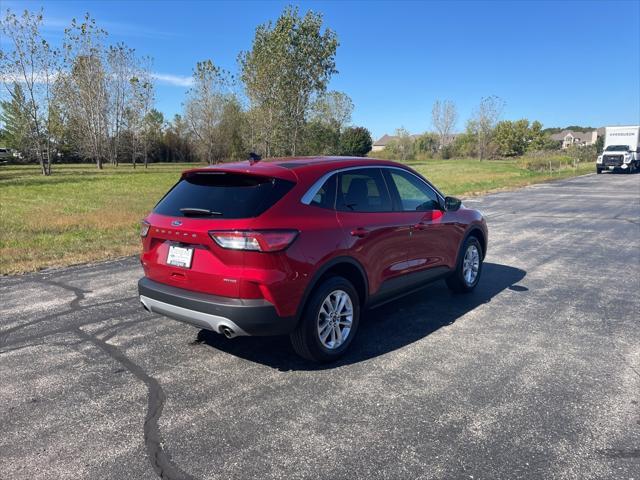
[209,230,298,252]
[140,220,150,237]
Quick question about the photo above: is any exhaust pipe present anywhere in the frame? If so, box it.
[140,300,151,313]
[220,326,236,339]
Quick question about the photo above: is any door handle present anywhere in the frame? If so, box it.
[413,222,427,231]
[350,227,370,238]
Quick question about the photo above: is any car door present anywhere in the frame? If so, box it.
[334,168,412,296]
[384,168,455,276]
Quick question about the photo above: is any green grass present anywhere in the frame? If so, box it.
[404,157,594,196]
[0,159,594,275]
[0,163,202,275]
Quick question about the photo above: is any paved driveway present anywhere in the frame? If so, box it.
[1,173,639,480]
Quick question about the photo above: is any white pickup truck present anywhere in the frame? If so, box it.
[597,126,640,174]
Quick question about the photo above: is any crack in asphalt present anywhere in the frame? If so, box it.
[0,296,139,348]
[74,327,196,480]
[34,277,91,309]
[2,274,193,480]
[0,276,89,348]
[0,305,144,352]
[596,448,640,459]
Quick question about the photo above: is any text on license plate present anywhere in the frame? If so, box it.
[167,245,193,268]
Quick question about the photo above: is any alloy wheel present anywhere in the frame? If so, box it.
[317,289,353,349]
[462,244,480,285]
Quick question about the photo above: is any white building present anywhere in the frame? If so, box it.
[550,129,603,149]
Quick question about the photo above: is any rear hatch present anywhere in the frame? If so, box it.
[140,169,295,297]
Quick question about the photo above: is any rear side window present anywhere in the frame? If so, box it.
[336,168,392,212]
[309,174,337,209]
[154,172,295,218]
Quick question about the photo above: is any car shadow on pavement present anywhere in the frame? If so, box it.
[194,262,526,371]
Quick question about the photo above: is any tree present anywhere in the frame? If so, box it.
[106,43,138,166]
[386,127,414,161]
[142,108,164,166]
[136,69,155,167]
[239,6,338,156]
[494,119,555,156]
[47,99,73,161]
[309,90,353,131]
[339,126,372,157]
[217,98,247,161]
[453,126,479,158]
[431,99,457,150]
[1,9,59,174]
[494,119,529,156]
[163,114,194,162]
[127,73,153,168]
[0,83,31,158]
[302,120,340,155]
[469,95,505,160]
[184,60,240,164]
[527,120,546,152]
[414,132,439,157]
[301,91,352,155]
[58,14,109,169]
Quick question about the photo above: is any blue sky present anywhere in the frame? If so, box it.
[4,0,640,139]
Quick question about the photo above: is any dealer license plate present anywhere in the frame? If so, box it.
[167,245,193,268]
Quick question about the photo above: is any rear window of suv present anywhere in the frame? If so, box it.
[154,171,295,219]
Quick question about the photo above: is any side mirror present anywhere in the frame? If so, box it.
[444,196,462,212]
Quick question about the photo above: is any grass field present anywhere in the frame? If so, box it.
[0,159,594,274]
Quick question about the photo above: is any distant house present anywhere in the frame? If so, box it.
[550,129,600,149]
[372,134,395,152]
[372,133,423,151]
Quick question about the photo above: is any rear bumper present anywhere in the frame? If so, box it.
[138,277,296,336]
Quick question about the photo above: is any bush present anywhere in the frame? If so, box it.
[302,120,340,155]
[338,126,372,156]
[413,132,438,158]
[440,144,456,159]
[566,144,597,164]
[451,132,477,158]
[517,149,594,172]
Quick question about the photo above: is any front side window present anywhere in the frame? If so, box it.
[336,168,392,212]
[387,169,441,211]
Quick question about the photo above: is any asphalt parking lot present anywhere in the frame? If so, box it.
[1,172,639,480]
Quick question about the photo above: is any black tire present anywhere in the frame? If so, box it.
[446,236,483,293]
[290,276,360,363]
[596,168,602,174]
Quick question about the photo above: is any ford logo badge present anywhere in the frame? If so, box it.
[171,220,183,227]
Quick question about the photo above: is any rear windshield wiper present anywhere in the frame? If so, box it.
[179,207,223,217]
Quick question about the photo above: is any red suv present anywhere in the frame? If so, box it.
[138,157,487,362]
